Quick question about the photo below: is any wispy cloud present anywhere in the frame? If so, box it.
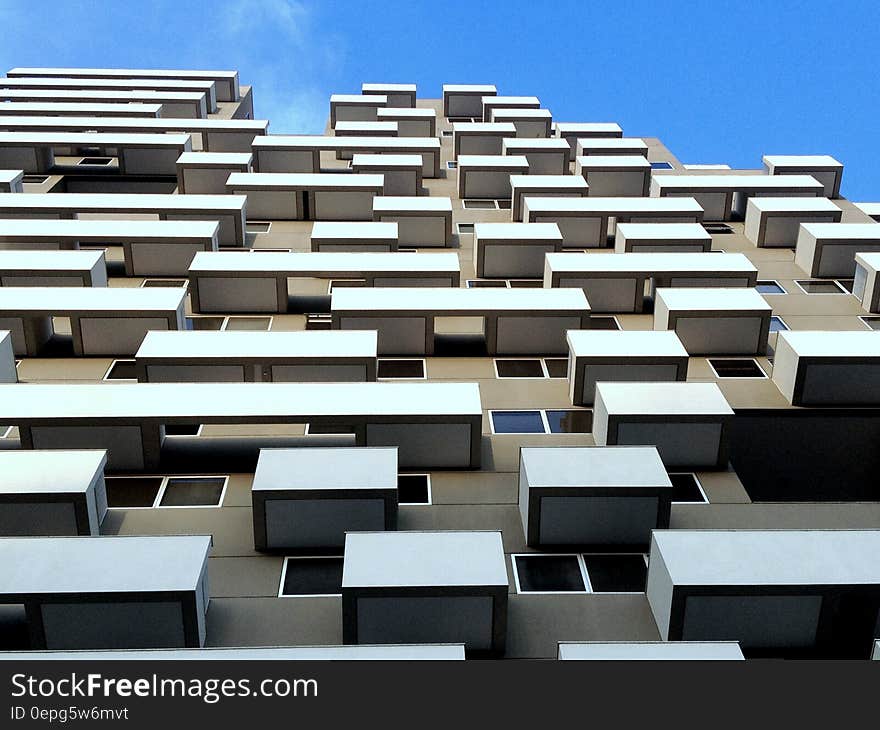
[213,0,345,133]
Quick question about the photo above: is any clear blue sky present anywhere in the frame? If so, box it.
[1,0,878,199]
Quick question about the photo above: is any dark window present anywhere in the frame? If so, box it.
[441,130,453,137]
[398,474,430,504]
[159,477,226,507]
[769,316,789,332]
[142,279,187,288]
[306,423,356,435]
[246,222,271,233]
[590,316,620,331]
[105,477,163,508]
[281,557,344,596]
[306,314,332,330]
[462,200,495,209]
[668,473,707,503]
[0,604,29,650]
[186,316,225,331]
[457,223,475,234]
[582,554,648,592]
[702,223,733,234]
[709,358,766,378]
[164,424,201,436]
[224,316,272,331]
[508,279,542,288]
[544,358,569,378]
[515,555,586,592]
[756,281,785,294]
[545,409,592,434]
[650,161,673,170]
[22,175,48,184]
[861,316,880,331]
[78,157,113,165]
[377,359,425,379]
[496,359,544,378]
[837,279,855,293]
[496,199,512,210]
[796,280,846,294]
[490,410,545,434]
[467,279,508,288]
[446,160,457,169]
[105,359,137,380]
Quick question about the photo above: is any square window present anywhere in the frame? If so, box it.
[141,279,187,288]
[496,199,512,210]
[466,279,508,288]
[446,160,457,169]
[186,316,225,331]
[668,473,708,503]
[490,410,546,434]
[377,359,425,379]
[495,359,545,378]
[398,474,431,505]
[702,222,733,234]
[837,279,855,293]
[708,358,766,379]
[756,280,785,295]
[544,358,568,378]
[105,477,164,508]
[650,161,674,170]
[158,476,226,507]
[590,316,620,331]
[104,359,137,381]
[769,316,789,332]
[795,280,846,294]
[514,554,586,593]
[280,557,344,597]
[462,199,496,209]
[457,223,474,234]
[246,222,272,233]
[545,409,592,434]
[224,316,272,331]
[861,316,880,331]
[508,279,542,288]
[164,423,202,436]
[582,554,648,593]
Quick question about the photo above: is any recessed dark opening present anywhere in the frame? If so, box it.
[467,280,508,288]
[159,476,225,507]
[22,175,49,184]
[491,410,545,434]
[515,555,585,592]
[862,316,880,331]
[756,280,785,294]
[709,358,765,378]
[545,409,592,434]
[142,279,187,288]
[281,557,344,596]
[508,279,542,288]
[0,604,30,650]
[165,423,201,436]
[186,316,225,331]
[105,359,138,380]
[668,473,707,503]
[590,316,620,331]
[544,358,569,378]
[496,199,512,210]
[78,157,114,166]
[583,554,647,592]
[796,280,845,294]
[398,474,430,504]
[377,359,425,378]
[650,161,673,170]
[457,223,474,234]
[703,223,733,234]
[225,316,271,331]
[496,359,544,378]
[246,222,271,233]
[105,476,163,508]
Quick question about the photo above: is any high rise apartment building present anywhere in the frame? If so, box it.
[0,69,879,660]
